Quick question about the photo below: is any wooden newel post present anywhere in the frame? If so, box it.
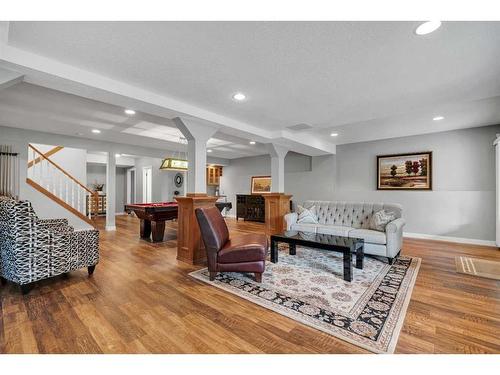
[175,193,218,264]
[263,193,293,236]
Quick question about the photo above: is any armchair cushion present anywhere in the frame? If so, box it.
[218,234,267,264]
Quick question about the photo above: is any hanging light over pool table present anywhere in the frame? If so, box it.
[159,158,188,171]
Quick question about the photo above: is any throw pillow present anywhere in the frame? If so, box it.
[297,205,318,224]
[369,209,396,231]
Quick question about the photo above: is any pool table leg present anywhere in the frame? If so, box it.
[151,220,166,242]
[140,219,151,239]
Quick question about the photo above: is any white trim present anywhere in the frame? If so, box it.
[114,212,127,216]
[105,225,116,231]
[404,232,497,247]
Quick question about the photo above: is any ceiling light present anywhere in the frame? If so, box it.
[124,109,136,115]
[207,149,213,153]
[415,21,442,36]
[232,92,246,101]
[91,129,101,134]
[115,154,121,158]
[330,133,339,137]
[249,141,256,145]
[433,116,444,121]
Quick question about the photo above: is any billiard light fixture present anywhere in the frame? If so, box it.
[159,158,188,171]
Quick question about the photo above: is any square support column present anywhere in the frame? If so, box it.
[264,144,292,236]
[173,117,220,264]
[105,151,116,231]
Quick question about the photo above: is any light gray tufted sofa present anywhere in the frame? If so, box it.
[284,201,405,263]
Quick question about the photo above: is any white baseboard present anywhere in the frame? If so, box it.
[403,232,497,247]
[115,212,127,216]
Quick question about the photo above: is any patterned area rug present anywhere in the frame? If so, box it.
[190,245,421,353]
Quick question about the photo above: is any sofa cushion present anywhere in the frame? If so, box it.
[348,229,387,245]
[369,209,396,232]
[290,223,318,233]
[316,224,352,237]
[297,205,318,224]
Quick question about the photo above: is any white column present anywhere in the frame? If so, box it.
[105,151,116,231]
[267,143,288,193]
[494,134,500,246]
[173,117,219,194]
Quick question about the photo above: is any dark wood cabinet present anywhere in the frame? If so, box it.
[236,194,265,222]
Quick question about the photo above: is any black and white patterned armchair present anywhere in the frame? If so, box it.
[0,196,99,294]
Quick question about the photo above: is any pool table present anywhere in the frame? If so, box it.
[124,201,232,242]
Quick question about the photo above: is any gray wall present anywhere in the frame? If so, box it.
[86,164,127,213]
[220,151,330,214]
[335,125,499,241]
[221,125,499,242]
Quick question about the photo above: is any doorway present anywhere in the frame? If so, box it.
[142,166,152,203]
[126,167,136,204]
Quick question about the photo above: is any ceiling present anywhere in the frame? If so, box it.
[1,21,500,153]
[0,82,269,159]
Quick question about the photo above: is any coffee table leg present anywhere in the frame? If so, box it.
[271,238,278,263]
[289,243,296,255]
[356,243,364,269]
[343,250,353,282]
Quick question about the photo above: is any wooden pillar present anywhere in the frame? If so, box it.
[263,193,292,236]
[175,193,218,264]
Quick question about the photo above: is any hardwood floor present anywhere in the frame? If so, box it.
[1,215,499,353]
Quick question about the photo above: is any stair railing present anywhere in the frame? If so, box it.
[27,144,98,220]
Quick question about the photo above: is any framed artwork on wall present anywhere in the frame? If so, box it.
[377,152,432,190]
[251,176,272,194]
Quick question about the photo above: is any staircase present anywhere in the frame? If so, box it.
[26,144,98,228]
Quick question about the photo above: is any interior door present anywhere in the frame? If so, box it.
[142,166,152,203]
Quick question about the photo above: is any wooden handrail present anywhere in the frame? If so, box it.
[28,146,64,168]
[28,144,99,218]
[29,144,95,196]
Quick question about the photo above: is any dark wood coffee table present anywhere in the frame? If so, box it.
[270,230,364,282]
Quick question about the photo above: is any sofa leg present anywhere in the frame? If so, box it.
[388,257,395,265]
[20,283,33,295]
[209,271,217,281]
[254,272,263,283]
[0,277,6,286]
[88,265,96,276]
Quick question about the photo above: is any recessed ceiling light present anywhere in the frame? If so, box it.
[249,141,256,145]
[330,133,339,137]
[124,109,136,115]
[415,21,442,36]
[433,116,444,121]
[91,129,101,134]
[232,92,246,101]
[207,149,213,153]
[115,154,121,157]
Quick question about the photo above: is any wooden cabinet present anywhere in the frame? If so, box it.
[206,166,223,186]
[236,194,265,222]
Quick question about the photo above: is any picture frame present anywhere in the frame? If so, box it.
[377,152,432,190]
[251,175,272,194]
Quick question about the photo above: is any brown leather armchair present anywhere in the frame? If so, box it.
[195,207,268,282]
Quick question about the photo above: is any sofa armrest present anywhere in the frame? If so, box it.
[70,229,100,269]
[284,212,298,230]
[385,218,406,258]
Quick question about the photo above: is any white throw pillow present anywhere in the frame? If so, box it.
[370,209,396,232]
[297,205,318,224]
